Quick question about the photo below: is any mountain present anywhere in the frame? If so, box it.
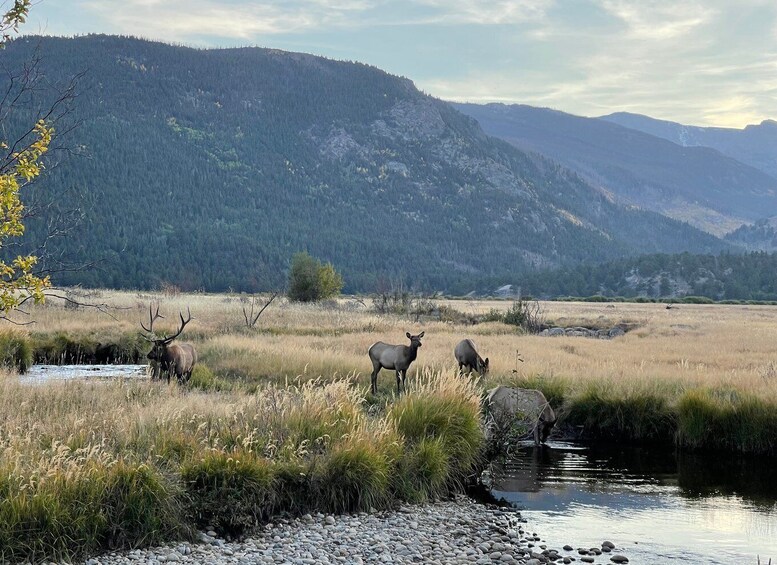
[2,35,729,293]
[521,251,777,301]
[452,103,777,236]
[601,112,777,180]
[724,217,777,252]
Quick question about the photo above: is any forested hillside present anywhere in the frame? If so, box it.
[520,252,777,301]
[4,35,730,293]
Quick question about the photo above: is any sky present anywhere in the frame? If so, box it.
[23,0,777,128]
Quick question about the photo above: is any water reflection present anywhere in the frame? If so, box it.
[490,442,777,564]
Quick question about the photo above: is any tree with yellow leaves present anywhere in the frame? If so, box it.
[0,1,54,316]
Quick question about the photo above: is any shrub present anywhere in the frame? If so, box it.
[501,299,545,333]
[287,252,344,302]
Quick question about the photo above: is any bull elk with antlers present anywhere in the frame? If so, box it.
[141,304,197,384]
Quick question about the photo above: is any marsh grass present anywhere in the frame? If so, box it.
[0,330,33,373]
[181,451,274,537]
[564,382,677,442]
[677,389,777,453]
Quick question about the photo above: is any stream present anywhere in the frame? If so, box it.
[489,441,777,564]
[20,364,149,384]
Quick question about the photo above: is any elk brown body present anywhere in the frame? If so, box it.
[454,338,489,377]
[141,306,197,384]
[368,331,424,394]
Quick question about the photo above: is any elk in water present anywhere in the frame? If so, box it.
[141,305,197,384]
[454,338,489,377]
[368,331,424,394]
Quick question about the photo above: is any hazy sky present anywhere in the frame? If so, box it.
[25,0,777,128]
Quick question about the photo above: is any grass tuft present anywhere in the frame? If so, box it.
[181,450,274,538]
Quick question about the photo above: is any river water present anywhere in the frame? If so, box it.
[490,441,777,565]
[20,364,149,384]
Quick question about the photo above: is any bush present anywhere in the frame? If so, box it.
[288,252,344,302]
[494,299,545,333]
[0,330,33,373]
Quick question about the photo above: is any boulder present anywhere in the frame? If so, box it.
[484,386,557,447]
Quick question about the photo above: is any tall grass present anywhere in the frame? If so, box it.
[389,370,484,492]
[0,371,483,561]
[0,330,33,373]
[677,389,777,453]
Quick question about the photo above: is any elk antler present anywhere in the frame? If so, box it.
[161,307,192,344]
[140,303,164,337]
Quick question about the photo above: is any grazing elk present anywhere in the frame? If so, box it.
[454,338,489,377]
[141,305,197,384]
[368,331,424,395]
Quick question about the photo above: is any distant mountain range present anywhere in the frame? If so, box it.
[452,103,777,237]
[601,112,777,180]
[3,35,732,293]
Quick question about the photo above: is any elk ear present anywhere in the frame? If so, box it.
[406,332,412,339]
[418,331,425,338]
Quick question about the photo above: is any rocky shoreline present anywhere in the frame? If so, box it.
[74,496,629,565]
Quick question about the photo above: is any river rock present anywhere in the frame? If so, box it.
[610,555,629,563]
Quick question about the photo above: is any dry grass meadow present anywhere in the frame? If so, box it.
[14,289,777,398]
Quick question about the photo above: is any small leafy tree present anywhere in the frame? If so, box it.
[287,252,344,302]
[0,1,53,317]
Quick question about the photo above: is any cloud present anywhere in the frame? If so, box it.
[597,0,713,40]
[26,0,777,127]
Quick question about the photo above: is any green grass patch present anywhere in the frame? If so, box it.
[313,438,392,513]
[0,330,33,373]
[389,390,482,490]
[30,331,147,365]
[564,384,676,442]
[181,450,274,538]
[0,461,186,563]
[677,389,777,454]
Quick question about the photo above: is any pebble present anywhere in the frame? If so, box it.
[71,496,629,565]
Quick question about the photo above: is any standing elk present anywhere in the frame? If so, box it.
[368,331,424,394]
[141,305,197,384]
[454,338,489,377]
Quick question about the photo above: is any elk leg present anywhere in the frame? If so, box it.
[395,370,402,394]
[370,365,380,394]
